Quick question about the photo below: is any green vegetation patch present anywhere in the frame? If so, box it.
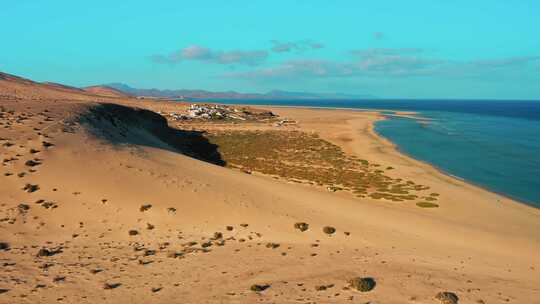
[202,130,433,202]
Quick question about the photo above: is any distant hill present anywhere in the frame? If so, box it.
[0,71,131,101]
[43,82,86,92]
[83,85,131,98]
[105,83,376,100]
[0,70,374,102]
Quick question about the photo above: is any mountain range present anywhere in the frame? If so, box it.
[105,83,376,100]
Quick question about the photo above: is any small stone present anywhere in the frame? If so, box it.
[23,183,39,193]
[266,242,280,249]
[315,285,332,291]
[36,247,62,257]
[140,204,152,212]
[226,226,234,231]
[435,292,459,304]
[103,282,122,290]
[294,222,309,232]
[167,251,184,259]
[211,232,223,240]
[0,242,10,251]
[25,160,41,167]
[349,277,376,292]
[144,249,156,256]
[18,203,30,213]
[323,226,336,235]
[128,230,139,236]
[250,284,270,292]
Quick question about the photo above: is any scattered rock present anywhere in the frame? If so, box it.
[167,251,184,259]
[226,226,234,231]
[17,203,30,213]
[36,200,58,209]
[294,222,309,232]
[250,284,271,292]
[42,141,54,148]
[103,283,122,290]
[39,263,54,270]
[315,284,334,291]
[323,226,336,235]
[128,230,139,236]
[140,204,152,212]
[146,223,155,230]
[36,247,62,257]
[435,292,459,304]
[240,223,249,228]
[25,160,41,167]
[151,287,162,293]
[211,232,223,240]
[0,242,10,251]
[349,277,376,292]
[144,249,156,256]
[265,242,280,249]
[23,183,39,193]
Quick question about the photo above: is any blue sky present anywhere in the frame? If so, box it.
[1,1,539,99]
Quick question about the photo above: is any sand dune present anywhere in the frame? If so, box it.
[1,73,539,303]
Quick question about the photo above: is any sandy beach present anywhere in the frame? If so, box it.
[1,74,540,303]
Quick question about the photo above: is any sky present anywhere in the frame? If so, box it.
[1,0,539,99]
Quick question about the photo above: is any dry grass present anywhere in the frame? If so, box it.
[203,130,435,203]
[416,202,440,208]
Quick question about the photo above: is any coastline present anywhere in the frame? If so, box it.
[220,102,537,211]
[253,105,540,218]
[368,113,539,210]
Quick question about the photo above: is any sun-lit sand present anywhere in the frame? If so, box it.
[1,72,539,303]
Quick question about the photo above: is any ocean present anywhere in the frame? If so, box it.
[205,99,540,208]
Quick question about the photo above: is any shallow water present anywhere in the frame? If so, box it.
[205,99,540,207]
[375,111,540,206]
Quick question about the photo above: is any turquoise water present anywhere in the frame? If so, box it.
[375,111,540,207]
[205,99,540,207]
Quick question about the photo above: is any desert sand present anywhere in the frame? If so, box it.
[1,72,539,304]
